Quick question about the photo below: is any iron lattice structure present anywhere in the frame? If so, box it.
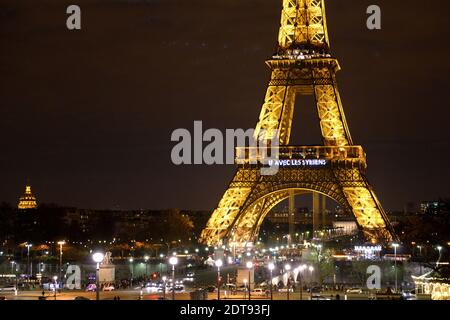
[200,0,397,247]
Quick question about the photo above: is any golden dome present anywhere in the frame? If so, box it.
[18,185,37,209]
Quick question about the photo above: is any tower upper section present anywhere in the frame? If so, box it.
[277,0,330,55]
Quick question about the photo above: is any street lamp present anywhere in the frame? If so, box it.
[417,245,422,256]
[284,263,291,300]
[159,254,165,274]
[57,241,65,288]
[298,264,307,300]
[53,276,58,300]
[129,257,134,287]
[268,262,275,300]
[308,266,314,300]
[25,243,32,278]
[437,246,443,265]
[162,276,167,300]
[243,279,248,300]
[92,252,104,301]
[169,256,178,301]
[215,259,223,300]
[144,255,150,277]
[392,243,399,293]
[246,261,253,301]
[10,261,18,293]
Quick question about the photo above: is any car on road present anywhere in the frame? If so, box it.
[346,288,363,294]
[157,286,169,293]
[278,287,294,293]
[401,290,417,300]
[183,271,195,281]
[307,286,322,294]
[103,284,115,291]
[43,282,60,291]
[205,286,216,293]
[311,294,331,300]
[172,285,185,293]
[0,285,16,292]
[144,283,159,293]
[236,285,247,292]
[224,284,236,291]
[86,284,96,292]
[251,288,268,296]
[74,296,90,300]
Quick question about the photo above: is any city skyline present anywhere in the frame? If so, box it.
[1,0,449,211]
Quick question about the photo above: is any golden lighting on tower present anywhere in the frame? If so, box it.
[200,0,397,247]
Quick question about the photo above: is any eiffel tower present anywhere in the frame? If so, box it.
[200,0,397,247]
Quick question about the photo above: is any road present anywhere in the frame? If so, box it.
[1,289,410,300]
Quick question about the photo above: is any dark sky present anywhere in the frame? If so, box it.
[1,0,449,211]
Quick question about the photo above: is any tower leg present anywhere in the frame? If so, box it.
[341,176,396,244]
[321,194,327,230]
[288,190,295,246]
[313,192,320,237]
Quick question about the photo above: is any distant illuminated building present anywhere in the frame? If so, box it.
[413,266,450,300]
[18,185,38,209]
[354,245,382,260]
[332,221,358,236]
[420,200,448,215]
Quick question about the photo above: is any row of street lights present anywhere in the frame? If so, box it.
[19,241,448,300]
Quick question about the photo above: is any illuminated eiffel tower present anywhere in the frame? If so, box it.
[200,0,397,247]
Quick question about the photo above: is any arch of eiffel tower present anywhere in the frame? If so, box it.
[200,0,397,247]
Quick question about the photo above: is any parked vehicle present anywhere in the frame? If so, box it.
[311,294,331,300]
[346,288,363,294]
[43,283,60,291]
[205,286,216,293]
[144,282,159,293]
[236,285,247,292]
[251,288,268,296]
[0,285,16,292]
[103,284,115,291]
[224,284,236,291]
[401,290,417,300]
[86,284,96,292]
[307,286,322,294]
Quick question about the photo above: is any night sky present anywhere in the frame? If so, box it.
[1,0,449,211]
